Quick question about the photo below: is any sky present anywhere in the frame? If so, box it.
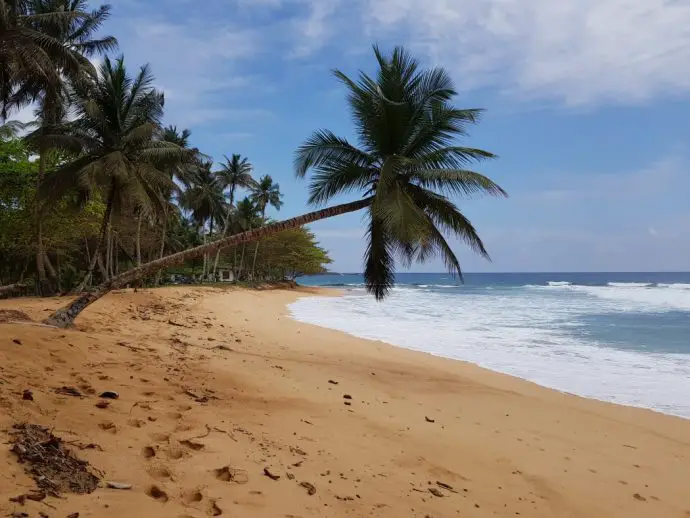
[13,0,690,272]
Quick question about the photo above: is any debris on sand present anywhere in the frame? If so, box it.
[428,487,445,497]
[99,391,119,399]
[106,481,133,490]
[55,386,83,397]
[425,416,435,423]
[299,481,317,495]
[9,424,100,496]
[22,389,33,401]
[263,467,281,480]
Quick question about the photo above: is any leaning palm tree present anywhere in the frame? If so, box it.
[178,161,226,280]
[250,174,282,279]
[211,153,255,276]
[45,45,506,327]
[41,56,179,292]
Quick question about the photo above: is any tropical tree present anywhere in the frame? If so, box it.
[153,124,196,285]
[0,0,86,118]
[41,56,179,292]
[45,45,506,327]
[178,160,226,280]
[23,0,117,294]
[250,174,282,278]
[231,196,259,279]
[211,153,255,276]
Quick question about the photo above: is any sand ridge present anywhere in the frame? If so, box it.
[1,286,689,517]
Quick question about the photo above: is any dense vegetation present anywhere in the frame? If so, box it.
[0,1,505,326]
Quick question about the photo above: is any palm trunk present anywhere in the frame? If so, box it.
[136,212,143,267]
[238,244,246,281]
[74,182,116,293]
[34,150,49,296]
[45,197,372,327]
[213,187,236,277]
[153,211,167,286]
[251,207,266,281]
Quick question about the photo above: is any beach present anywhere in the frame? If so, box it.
[1,286,689,518]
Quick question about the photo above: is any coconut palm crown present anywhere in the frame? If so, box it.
[295,45,506,299]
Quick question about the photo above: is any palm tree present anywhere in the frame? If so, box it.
[45,45,506,327]
[23,0,117,295]
[211,153,255,277]
[178,161,226,280]
[41,56,179,292]
[250,174,282,279]
[232,196,259,280]
[153,124,197,285]
[0,0,87,118]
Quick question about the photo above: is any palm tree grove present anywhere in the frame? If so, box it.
[0,1,505,327]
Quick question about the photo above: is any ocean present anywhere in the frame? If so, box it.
[289,272,690,418]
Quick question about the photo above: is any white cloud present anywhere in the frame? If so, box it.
[361,0,690,105]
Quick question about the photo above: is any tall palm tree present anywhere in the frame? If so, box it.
[179,161,226,280]
[46,45,506,327]
[23,0,117,295]
[250,174,282,279]
[0,0,85,118]
[212,153,255,276]
[42,56,179,292]
[232,196,259,280]
[152,124,196,285]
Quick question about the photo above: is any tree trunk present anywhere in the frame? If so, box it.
[74,183,116,293]
[34,150,49,296]
[213,187,236,277]
[97,254,108,281]
[251,207,266,281]
[238,244,246,280]
[45,197,372,327]
[153,211,167,286]
[136,212,143,267]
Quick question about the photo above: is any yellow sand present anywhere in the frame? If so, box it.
[1,287,689,518]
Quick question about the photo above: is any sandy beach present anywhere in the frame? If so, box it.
[1,286,689,518]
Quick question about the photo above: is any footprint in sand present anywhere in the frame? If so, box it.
[208,499,222,516]
[214,466,248,484]
[182,489,204,504]
[148,464,174,481]
[165,444,186,460]
[146,485,169,503]
[142,446,157,459]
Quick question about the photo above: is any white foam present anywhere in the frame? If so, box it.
[290,288,690,418]
[548,281,572,286]
[607,282,652,287]
[658,283,690,290]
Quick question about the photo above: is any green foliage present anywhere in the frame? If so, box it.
[295,45,505,299]
[219,226,332,281]
[1,8,502,303]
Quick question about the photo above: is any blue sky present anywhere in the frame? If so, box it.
[17,0,690,272]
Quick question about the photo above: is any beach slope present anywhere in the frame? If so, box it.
[1,287,689,517]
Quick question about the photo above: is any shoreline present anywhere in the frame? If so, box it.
[1,286,689,517]
[289,286,690,421]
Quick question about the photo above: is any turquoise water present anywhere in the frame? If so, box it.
[291,273,690,417]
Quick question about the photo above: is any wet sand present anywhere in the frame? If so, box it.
[1,286,689,517]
